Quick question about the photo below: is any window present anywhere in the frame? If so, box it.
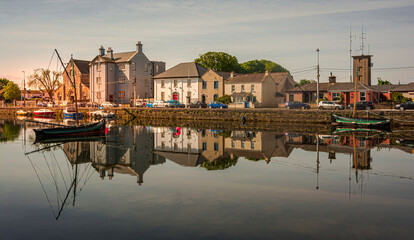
[360,92,366,101]
[202,142,207,150]
[119,64,125,70]
[187,79,191,87]
[119,77,125,83]
[332,92,340,100]
[251,141,255,149]
[253,96,257,102]
[132,62,136,71]
[202,81,207,89]
[214,94,218,101]
[231,85,235,93]
[214,143,219,151]
[289,94,294,101]
[251,84,255,92]
[214,81,219,89]
[97,64,101,72]
[187,144,191,152]
[96,77,101,84]
[97,92,101,99]
[155,65,159,73]
[241,85,245,92]
[161,80,165,88]
[174,79,178,87]
[319,92,324,98]
[145,63,148,72]
[241,141,245,148]
[118,90,124,98]
[161,142,165,149]
[174,143,178,151]
[231,140,235,148]
[161,92,165,101]
[145,79,149,87]
[161,132,165,138]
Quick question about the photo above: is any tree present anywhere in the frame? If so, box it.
[216,94,232,104]
[195,51,241,72]
[377,77,391,85]
[297,79,316,86]
[0,78,10,90]
[240,59,288,74]
[392,92,411,103]
[3,81,21,101]
[200,157,238,171]
[28,69,62,100]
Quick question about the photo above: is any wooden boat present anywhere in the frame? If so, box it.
[16,109,29,116]
[33,109,55,118]
[332,126,389,135]
[331,114,391,128]
[63,106,83,119]
[34,120,105,140]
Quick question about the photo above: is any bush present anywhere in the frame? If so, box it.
[216,95,232,104]
[392,92,411,103]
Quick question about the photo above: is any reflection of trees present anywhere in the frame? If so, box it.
[218,130,232,138]
[200,157,238,171]
[246,157,265,162]
[0,122,21,142]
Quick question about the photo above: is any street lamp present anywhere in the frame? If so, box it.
[316,48,320,106]
[22,71,25,106]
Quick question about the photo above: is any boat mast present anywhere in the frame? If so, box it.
[71,56,79,125]
[352,67,358,117]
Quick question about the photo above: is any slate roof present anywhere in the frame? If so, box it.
[73,59,90,74]
[286,82,375,92]
[152,62,208,79]
[226,72,268,84]
[393,83,414,92]
[104,51,137,63]
[153,150,206,167]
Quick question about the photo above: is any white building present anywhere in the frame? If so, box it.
[89,41,165,104]
[152,62,207,104]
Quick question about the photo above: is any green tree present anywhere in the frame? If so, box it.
[216,94,232,104]
[200,157,238,171]
[392,92,411,103]
[3,81,21,101]
[28,69,62,100]
[377,77,391,85]
[240,59,288,74]
[0,121,22,142]
[195,51,241,72]
[298,79,316,86]
[0,78,10,90]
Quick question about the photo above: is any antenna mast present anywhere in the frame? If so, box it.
[360,24,366,55]
[350,25,356,82]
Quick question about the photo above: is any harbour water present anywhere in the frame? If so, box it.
[1,118,413,239]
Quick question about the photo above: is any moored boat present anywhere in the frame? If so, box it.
[34,119,106,140]
[89,109,116,119]
[331,114,391,128]
[16,109,29,116]
[33,109,55,118]
[63,106,83,119]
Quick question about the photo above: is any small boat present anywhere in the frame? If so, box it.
[33,109,55,118]
[332,126,389,135]
[63,106,83,119]
[16,109,29,116]
[34,120,106,140]
[89,110,115,119]
[331,114,391,128]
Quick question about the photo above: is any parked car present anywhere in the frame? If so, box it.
[37,102,47,107]
[166,100,185,108]
[135,100,145,107]
[347,101,375,110]
[86,102,100,108]
[76,102,86,107]
[145,101,154,108]
[47,102,55,107]
[187,101,207,108]
[395,102,414,111]
[318,101,344,110]
[208,101,228,109]
[153,101,168,108]
[285,101,310,109]
[101,102,117,108]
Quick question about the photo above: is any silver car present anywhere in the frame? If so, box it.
[318,101,344,110]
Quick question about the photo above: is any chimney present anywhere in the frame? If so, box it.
[99,45,105,56]
[265,70,269,76]
[107,47,113,59]
[230,71,235,78]
[136,41,143,53]
[329,72,336,84]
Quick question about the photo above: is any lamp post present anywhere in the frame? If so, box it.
[316,48,320,106]
[22,71,25,106]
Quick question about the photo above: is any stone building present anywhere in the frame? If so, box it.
[55,59,90,104]
[353,55,373,86]
[89,42,165,104]
[200,69,232,103]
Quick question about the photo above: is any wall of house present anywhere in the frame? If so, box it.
[153,127,201,153]
[55,63,90,104]
[154,77,200,103]
[200,70,225,103]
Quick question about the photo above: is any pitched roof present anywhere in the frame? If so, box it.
[104,51,137,63]
[226,72,268,84]
[286,82,374,92]
[152,62,208,79]
[392,83,414,92]
[214,71,232,80]
[73,59,90,74]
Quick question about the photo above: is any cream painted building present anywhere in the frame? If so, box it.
[153,62,207,104]
[199,69,232,103]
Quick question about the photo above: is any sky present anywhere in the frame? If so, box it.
[1,0,414,87]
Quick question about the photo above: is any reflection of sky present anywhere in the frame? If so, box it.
[0,126,414,239]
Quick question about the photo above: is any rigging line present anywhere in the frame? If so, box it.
[42,151,64,205]
[51,150,70,193]
[47,51,55,71]
[78,165,95,193]
[27,154,57,218]
[290,66,317,71]
[291,68,316,74]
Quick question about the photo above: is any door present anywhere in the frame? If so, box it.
[173,92,179,101]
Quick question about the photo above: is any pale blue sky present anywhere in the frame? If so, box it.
[1,0,414,86]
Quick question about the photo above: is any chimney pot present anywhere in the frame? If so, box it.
[230,71,234,78]
[99,45,105,56]
[107,47,113,59]
[136,41,143,53]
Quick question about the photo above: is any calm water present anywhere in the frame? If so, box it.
[1,119,413,239]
